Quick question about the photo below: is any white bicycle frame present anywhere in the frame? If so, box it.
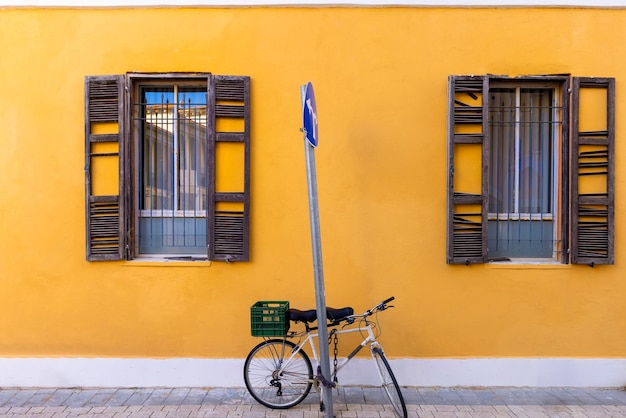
[279,318,383,385]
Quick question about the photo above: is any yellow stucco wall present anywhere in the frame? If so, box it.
[1,6,625,359]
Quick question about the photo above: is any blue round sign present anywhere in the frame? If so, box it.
[303,82,318,147]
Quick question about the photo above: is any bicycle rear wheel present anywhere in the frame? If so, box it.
[243,339,313,409]
[371,346,407,418]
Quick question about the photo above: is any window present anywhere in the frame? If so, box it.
[446,75,614,265]
[85,73,250,262]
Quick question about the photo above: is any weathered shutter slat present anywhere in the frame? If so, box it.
[207,75,251,262]
[446,76,489,264]
[571,77,615,265]
[85,75,126,261]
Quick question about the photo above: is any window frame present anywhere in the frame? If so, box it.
[487,81,563,261]
[130,75,210,257]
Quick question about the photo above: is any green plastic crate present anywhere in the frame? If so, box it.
[251,301,290,337]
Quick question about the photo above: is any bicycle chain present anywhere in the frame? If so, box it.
[329,329,339,386]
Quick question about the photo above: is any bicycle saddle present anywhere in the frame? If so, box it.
[287,307,354,323]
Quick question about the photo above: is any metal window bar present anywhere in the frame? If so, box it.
[135,85,208,255]
[488,88,560,258]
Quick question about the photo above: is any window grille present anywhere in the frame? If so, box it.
[136,85,208,255]
[488,87,560,258]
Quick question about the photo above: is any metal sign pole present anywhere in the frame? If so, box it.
[301,83,333,418]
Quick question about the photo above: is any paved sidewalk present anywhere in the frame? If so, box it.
[0,387,625,417]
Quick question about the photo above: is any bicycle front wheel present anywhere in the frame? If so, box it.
[243,339,313,409]
[372,346,407,418]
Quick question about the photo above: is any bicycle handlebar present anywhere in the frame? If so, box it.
[350,296,396,320]
[327,296,397,325]
[370,296,394,313]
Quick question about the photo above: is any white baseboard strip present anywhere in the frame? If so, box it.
[0,358,623,388]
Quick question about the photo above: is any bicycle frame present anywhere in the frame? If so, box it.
[276,318,380,384]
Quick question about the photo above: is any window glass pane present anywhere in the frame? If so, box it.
[519,89,552,214]
[489,88,515,214]
[141,88,175,211]
[177,88,207,212]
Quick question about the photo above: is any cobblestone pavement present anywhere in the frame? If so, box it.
[0,387,624,417]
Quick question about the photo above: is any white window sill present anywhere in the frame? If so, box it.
[125,257,212,267]
[486,259,572,269]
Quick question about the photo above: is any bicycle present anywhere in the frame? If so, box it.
[243,296,407,418]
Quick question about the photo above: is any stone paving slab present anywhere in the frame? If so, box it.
[0,387,624,417]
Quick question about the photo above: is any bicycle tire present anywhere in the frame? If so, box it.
[243,339,313,409]
[371,346,407,418]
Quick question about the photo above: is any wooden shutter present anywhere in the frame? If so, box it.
[207,75,251,261]
[571,77,615,265]
[446,76,489,264]
[84,75,127,261]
